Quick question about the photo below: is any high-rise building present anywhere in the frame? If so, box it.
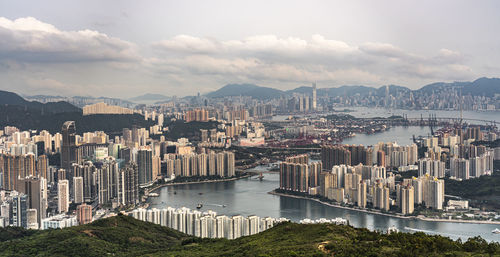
[377,150,386,167]
[11,192,28,228]
[58,180,69,213]
[117,162,139,206]
[423,177,445,210]
[398,184,414,215]
[137,149,153,185]
[280,156,322,193]
[97,166,112,205]
[61,121,78,171]
[18,176,47,227]
[312,82,317,110]
[373,183,390,211]
[73,176,84,204]
[450,158,470,180]
[419,158,445,178]
[37,155,49,179]
[356,180,367,208]
[76,203,92,225]
[321,145,351,170]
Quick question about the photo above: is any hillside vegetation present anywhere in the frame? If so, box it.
[0,90,153,134]
[0,214,498,257]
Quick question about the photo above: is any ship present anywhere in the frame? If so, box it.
[196,203,203,209]
[148,192,159,197]
[492,228,500,234]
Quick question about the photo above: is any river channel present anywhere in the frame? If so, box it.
[148,170,499,242]
[148,110,500,242]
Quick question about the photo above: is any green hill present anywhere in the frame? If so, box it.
[0,214,498,257]
[0,90,154,134]
[0,105,153,134]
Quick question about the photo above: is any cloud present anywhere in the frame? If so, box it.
[0,17,139,63]
[0,17,479,96]
[151,34,474,90]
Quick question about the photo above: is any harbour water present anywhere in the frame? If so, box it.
[273,107,500,123]
[342,126,432,146]
[147,109,500,242]
[148,171,500,242]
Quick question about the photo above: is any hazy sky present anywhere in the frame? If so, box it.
[0,0,499,97]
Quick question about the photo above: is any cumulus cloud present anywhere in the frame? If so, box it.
[0,16,478,96]
[151,34,474,90]
[0,17,139,63]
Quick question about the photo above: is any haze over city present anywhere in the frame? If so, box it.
[1,0,500,97]
[1,1,500,256]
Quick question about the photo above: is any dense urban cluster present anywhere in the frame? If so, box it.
[0,116,237,230]
[279,124,499,217]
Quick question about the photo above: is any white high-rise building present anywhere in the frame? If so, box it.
[73,177,84,204]
[58,180,69,214]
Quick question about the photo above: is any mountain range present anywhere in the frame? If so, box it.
[129,93,170,103]
[205,77,500,99]
[0,214,496,256]
[0,90,153,134]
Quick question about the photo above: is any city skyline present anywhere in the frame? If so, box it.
[1,0,500,97]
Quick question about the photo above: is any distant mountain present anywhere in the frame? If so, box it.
[206,78,500,99]
[418,77,500,96]
[129,93,170,102]
[0,90,80,113]
[318,85,376,97]
[463,77,500,96]
[286,86,313,94]
[24,94,136,108]
[205,84,284,99]
[0,90,153,133]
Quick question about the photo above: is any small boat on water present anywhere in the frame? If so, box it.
[492,228,500,234]
[198,192,203,195]
[148,193,159,197]
[222,204,227,208]
[196,203,203,209]
[173,191,177,195]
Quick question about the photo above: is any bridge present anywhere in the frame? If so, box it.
[243,169,279,174]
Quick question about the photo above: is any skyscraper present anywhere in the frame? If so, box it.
[11,192,28,228]
[18,176,47,227]
[61,121,78,171]
[58,179,69,213]
[137,148,153,185]
[73,176,84,204]
[117,162,139,205]
[400,185,414,215]
[312,82,317,110]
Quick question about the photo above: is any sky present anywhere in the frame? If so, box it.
[0,0,499,98]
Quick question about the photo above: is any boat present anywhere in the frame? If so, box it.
[198,192,203,195]
[148,193,159,197]
[387,226,399,234]
[222,204,227,208]
[173,191,177,195]
[196,203,203,209]
[492,228,500,234]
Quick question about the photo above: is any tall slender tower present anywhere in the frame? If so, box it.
[61,121,77,171]
[312,82,317,110]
